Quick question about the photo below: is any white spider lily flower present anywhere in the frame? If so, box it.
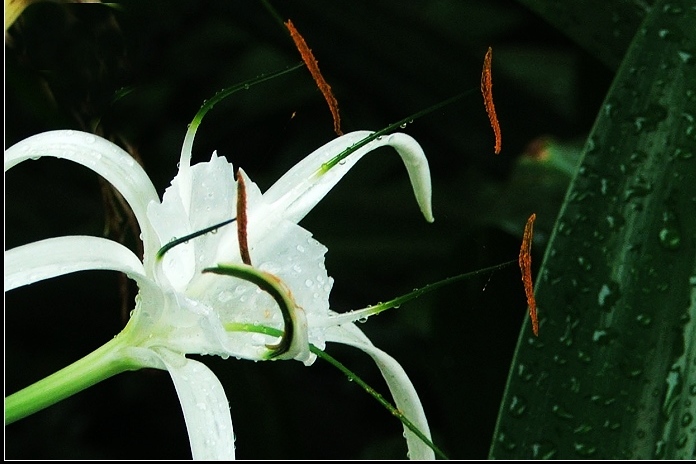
[4,128,435,460]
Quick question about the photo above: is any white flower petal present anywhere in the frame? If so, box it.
[153,348,235,460]
[4,236,146,291]
[263,131,434,224]
[4,130,161,262]
[148,152,241,291]
[326,323,435,460]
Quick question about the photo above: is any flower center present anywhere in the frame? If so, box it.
[155,170,307,360]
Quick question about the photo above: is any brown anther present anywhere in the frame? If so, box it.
[236,169,252,266]
[285,19,343,136]
[519,213,538,336]
[481,46,502,155]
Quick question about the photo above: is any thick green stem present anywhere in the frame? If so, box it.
[5,334,142,425]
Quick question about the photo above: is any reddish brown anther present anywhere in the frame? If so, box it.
[285,19,343,136]
[519,213,538,336]
[236,170,252,266]
[481,47,501,155]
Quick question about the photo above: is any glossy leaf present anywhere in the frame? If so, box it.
[491,0,696,459]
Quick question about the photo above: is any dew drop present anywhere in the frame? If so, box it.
[573,442,597,457]
[636,313,652,326]
[658,227,681,250]
[531,440,557,459]
[551,403,574,420]
[681,412,693,426]
[592,328,616,345]
[655,439,666,458]
[573,424,593,434]
[663,367,683,416]
[508,394,527,417]
[675,433,688,449]
[677,50,693,65]
[494,429,517,452]
[577,350,592,363]
[603,420,621,430]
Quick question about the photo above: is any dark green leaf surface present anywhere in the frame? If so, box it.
[491,0,696,459]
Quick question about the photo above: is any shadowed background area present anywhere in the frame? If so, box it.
[4,0,612,458]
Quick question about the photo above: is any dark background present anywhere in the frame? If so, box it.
[5,0,611,459]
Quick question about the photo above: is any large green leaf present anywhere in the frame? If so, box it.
[491,0,696,459]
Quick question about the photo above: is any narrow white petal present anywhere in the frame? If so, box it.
[153,348,235,460]
[263,131,434,224]
[325,323,435,460]
[4,130,161,259]
[5,236,146,291]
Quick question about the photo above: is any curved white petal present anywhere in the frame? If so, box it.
[263,131,434,224]
[4,130,161,260]
[153,348,235,460]
[325,323,435,460]
[5,236,146,291]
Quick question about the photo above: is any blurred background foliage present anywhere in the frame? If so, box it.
[4,0,661,459]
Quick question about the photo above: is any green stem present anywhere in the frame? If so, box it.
[324,260,516,326]
[204,263,299,358]
[320,89,477,172]
[224,322,448,459]
[5,334,142,425]
[181,61,305,165]
[313,346,449,460]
